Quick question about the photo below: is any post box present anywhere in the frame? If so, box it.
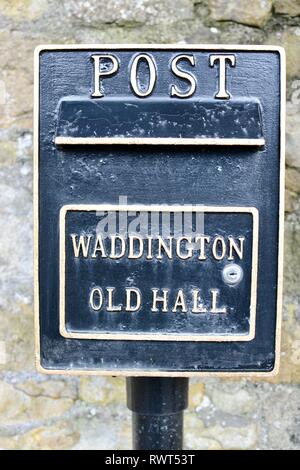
[35,45,285,376]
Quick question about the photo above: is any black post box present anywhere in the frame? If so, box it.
[35,45,285,376]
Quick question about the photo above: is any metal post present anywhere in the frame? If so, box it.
[126,377,189,450]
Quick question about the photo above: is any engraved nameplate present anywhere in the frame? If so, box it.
[60,204,258,342]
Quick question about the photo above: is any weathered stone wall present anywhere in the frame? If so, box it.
[0,0,299,450]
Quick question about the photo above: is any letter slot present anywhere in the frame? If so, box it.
[55,97,264,147]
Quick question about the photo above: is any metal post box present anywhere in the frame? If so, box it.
[35,45,285,376]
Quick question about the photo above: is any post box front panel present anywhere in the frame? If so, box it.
[35,46,284,375]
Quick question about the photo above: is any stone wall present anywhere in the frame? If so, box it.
[0,0,299,450]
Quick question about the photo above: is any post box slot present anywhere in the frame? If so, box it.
[55,97,264,146]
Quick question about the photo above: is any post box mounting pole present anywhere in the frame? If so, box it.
[126,377,189,450]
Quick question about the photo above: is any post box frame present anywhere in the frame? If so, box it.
[34,44,285,377]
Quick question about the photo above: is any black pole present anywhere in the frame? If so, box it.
[126,377,189,450]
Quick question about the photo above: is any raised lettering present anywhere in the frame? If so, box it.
[151,288,168,312]
[91,54,119,98]
[130,53,157,97]
[89,287,103,310]
[71,234,92,258]
[172,289,187,312]
[209,54,236,99]
[170,54,197,98]
[125,288,141,312]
